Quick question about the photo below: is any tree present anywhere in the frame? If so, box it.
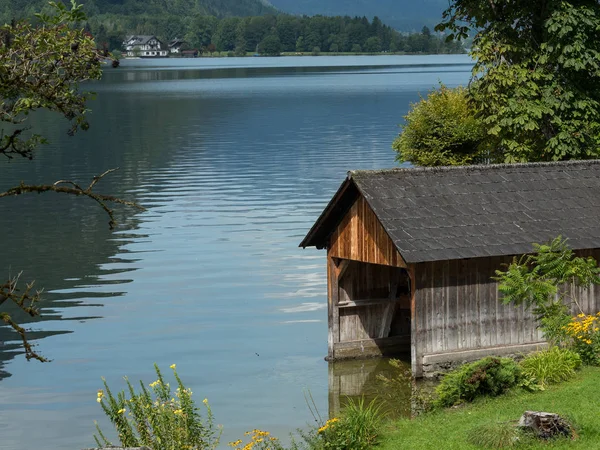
[0,1,140,362]
[257,34,281,56]
[393,85,487,166]
[363,36,381,53]
[295,36,305,52]
[437,0,600,162]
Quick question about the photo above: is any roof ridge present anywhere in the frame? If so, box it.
[349,159,600,177]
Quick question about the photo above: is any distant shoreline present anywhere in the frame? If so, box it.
[122,51,466,60]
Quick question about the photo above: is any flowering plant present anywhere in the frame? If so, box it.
[94,363,221,449]
[228,429,286,450]
[564,313,600,365]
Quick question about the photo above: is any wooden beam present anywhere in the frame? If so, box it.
[330,256,341,358]
[338,296,409,309]
[334,258,350,282]
[378,281,398,339]
[409,264,420,377]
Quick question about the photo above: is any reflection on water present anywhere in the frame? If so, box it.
[0,55,471,449]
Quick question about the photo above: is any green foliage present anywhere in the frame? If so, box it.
[297,398,383,450]
[258,34,281,55]
[494,236,600,343]
[434,357,522,408]
[94,363,221,450]
[393,85,487,166]
[0,0,102,160]
[520,347,582,387]
[466,422,519,449]
[438,0,600,162]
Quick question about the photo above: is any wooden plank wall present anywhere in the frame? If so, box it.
[329,196,406,268]
[413,249,600,372]
[338,261,411,342]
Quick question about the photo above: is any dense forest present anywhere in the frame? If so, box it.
[98,15,463,55]
[0,0,277,22]
[0,1,462,56]
[267,0,448,31]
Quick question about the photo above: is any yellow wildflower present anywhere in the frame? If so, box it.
[170,364,176,370]
[117,408,126,414]
[97,390,104,403]
[229,440,243,447]
[174,409,184,415]
[203,398,209,405]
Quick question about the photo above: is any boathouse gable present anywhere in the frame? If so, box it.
[301,160,600,377]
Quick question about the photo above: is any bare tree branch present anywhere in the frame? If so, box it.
[0,168,145,229]
[0,273,47,362]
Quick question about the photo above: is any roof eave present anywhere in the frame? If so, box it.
[299,175,359,249]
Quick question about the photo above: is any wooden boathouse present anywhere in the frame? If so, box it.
[300,160,600,377]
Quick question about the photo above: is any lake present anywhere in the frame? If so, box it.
[0,55,472,449]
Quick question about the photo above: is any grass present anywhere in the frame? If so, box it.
[378,366,600,450]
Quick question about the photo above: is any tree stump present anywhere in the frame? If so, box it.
[518,411,572,439]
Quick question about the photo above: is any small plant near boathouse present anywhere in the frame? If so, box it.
[94,363,221,449]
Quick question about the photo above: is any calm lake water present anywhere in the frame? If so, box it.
[0,55,471,449]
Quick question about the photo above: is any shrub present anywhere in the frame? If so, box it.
[392,85,487,167]
[94,363,221,449]
[564,313,600,365]
[519,347,581,387]
[434,357,522,408]
[297,398,383,450]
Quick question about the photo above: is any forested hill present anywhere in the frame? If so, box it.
[0,0,277,23]
[267,0,448,31]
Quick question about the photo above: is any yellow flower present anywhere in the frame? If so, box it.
[229,439,243,447]
[170,364,176,370]
[96,390,104,402]
[117,408,126,414]
[174,409,184,415]
[586,339,593,345]
[578,313,586,318]
[149,380,161,388]
[203,398,209,405]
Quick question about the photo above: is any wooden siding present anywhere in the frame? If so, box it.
[412,250,600,376]
[329,196,406,268]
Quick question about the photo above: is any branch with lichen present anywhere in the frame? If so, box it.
[0,168,146,229]
[1,169,144,362]
[0,273,47,362]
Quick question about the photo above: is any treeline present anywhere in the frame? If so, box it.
[92,14,464,55]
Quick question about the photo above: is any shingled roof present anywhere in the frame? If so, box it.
[300,160,600,264]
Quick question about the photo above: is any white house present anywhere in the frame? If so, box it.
[123,35,169,57]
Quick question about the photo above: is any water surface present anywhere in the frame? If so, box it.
[0,55,471,449]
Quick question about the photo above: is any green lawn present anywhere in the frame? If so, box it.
[378,367,600,449]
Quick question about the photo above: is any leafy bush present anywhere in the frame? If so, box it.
[564,313,600,365]
[495,236,600,345]
[519,347,581,387]
[434,357,522,408]
[94,363,221,449]
[297,398,383,450]
[392,85,487,167]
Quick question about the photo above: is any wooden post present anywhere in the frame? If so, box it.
[409,264,421,377]
[328,256,342,360]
